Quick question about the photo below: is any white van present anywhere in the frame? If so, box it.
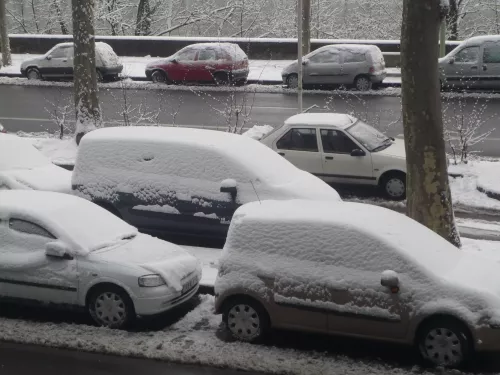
[72,127,341,240]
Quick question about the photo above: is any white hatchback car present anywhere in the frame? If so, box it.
[0,190,201,328]
[261,113,407,199]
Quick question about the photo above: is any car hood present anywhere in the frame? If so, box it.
[20,57,43,69]
[146,58,171,68]
[0,164,72,193]
[282,60,298,74]
[93,233,201,292]
[376,138,406,158]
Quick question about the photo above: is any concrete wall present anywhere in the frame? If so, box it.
[8,34,460,67]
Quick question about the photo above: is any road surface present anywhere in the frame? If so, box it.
[0,341,265,375]
[1,84,500,156]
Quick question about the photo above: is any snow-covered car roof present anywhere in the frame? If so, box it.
[0,137,51,171]
[314,43,382,53]
[284,113,357,129]
[463,35,500,46]
[0,190,137,255]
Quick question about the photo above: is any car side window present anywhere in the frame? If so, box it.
[9,218,55,239]
[50,47,69,59]
[454,47,480,63]
[177,49,197,62]
[66,47,74,58]
[198,49,217,61]
[483,43,500,64]
[309,50,340,64]
[343,51,366,63]
[321,129,358,154]
[276,128,318,152]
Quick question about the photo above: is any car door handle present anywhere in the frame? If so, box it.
[482,65,488,71]
[278,152,285,156]
[325,156,334,160]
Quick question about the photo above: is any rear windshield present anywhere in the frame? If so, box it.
[97,43,120,66]
[222,44,247,61]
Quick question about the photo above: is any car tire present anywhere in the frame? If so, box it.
[151,70,168,84]
[96,69,104,83]
[222,296,270,343]
[286,74,299,89]
[88,285,135,329]
[26,68,41,80]
[354,75,372,91]
[380,172,406,200]
[417,318,472,368]
[214,72,230,86]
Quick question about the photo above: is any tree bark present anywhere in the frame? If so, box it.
[0,0,12,67]
[302,0,311,55]
[135,0,152,36]
[53,0,69,35]
[401,0,461,247]
[72,0,101,144]
[447,0,459,40]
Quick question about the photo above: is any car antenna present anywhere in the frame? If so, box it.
[250,181,261,204]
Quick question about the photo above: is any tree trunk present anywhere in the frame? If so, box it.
[72,0,101,144]
[0,0,12,67]
[302,0,311,55]
[447,0,459,40]
[401,0,460,247]
[135,0,151,36]
[53,0,69,35]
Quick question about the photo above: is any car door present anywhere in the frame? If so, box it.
[0,218,78,305]
[341,50,368,85]
[195,47,219,82]
[480,42,500,89]
[304,49,342,85]
[169,48,198,82]
[444,46,481,88]
[274,128,324,176]
[319,129,374,184]
[45,45,73,78]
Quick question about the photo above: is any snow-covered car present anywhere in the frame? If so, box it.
[282,44,386,90]
[20,42,123,81]
[145,43,249,85]
[215,199,500,368]
[72,126,340,240]
[0,136,71,193]
[0,190,201,329]
[260,113,407,199]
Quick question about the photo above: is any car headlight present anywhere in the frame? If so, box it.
[138,274,165,287]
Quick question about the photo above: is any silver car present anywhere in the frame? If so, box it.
[20,42,123,81]
[439,35,500,89]
[282,44,386,90]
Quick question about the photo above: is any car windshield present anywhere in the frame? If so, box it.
[0,139,51,171]
[346,121,391,152]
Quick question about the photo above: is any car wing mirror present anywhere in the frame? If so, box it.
[171,57,179,64]
[220,179,237,200]
[46,55,52,60]
[351,149,366,157]
[46,241,74,260]
[381,270,399,293]
[302,59,309,65]
[449,57,455,65]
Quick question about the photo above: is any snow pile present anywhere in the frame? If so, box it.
[133,204,180,215]
[476,164,500,199]
[241,125,274,140]
[218,200,500,327]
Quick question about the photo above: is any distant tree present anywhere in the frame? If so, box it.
[401,0,460,247]
[135,0,152,35]
[0,0,12,67]
[72,0,102,144]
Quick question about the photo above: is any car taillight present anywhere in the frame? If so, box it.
[369,66,375,74]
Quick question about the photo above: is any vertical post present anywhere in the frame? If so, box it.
[0,0,12,67]
[440,18,447,57]
[302,0,311,56]
[297,0,303,113]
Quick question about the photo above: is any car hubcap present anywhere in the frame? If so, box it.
[288,76,298,88]
[28,71,39,80]
[227,304,261,340]
[152,72,164,83]
[386,178,405,198]
[94,292,126,326]
[423,328,463,366]
[356,78,370,91]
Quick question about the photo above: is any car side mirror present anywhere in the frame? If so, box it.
[46,241,74,260]
[381,270,399,293]
[351,149,366,157]
[46,55,52,61]
[302,59,309,66]
[449,57,455,65]
[171,57,178,64]
[220,179,237,200]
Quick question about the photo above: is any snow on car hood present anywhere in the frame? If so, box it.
[146,58,170,68]
[0,164,72,193]
[93,233,201,292]
[376,138,406,158]
[268,170,341,201]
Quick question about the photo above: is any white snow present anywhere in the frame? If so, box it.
[96,42,121,67]
[183,245,220,287]
[193,212,219,219]
[241,125,274,140]
[133,204,180,215]
[220,178,237,188]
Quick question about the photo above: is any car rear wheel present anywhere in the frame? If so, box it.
[222,296,270,343]
[26,68,41,80]
[152,70,168,83]
[380,172,406,200]
[88,285,135,329]
[417,318,472,368]
[214,72,230,86]
[96,69,104,82]
[354,75,372,91]
[286,74,299,89]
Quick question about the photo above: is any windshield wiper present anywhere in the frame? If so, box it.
[371,139,392,152]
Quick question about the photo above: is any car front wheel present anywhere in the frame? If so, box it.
[222,296,269,342]
[88,285,135,329]
[26,68,41,80]
[152,70,168,83]
[380,172,406,200]
[286,74,299,89]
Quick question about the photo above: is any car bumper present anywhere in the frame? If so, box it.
[133,282,200,316]
[100,65,123,76]
[370,72,386,83]
[145,68,153,79]
[231,68,249,81]
[474,325,500,352]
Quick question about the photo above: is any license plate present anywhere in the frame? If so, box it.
[182,277,197,293]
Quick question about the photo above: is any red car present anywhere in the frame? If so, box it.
[145,43,249,85]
